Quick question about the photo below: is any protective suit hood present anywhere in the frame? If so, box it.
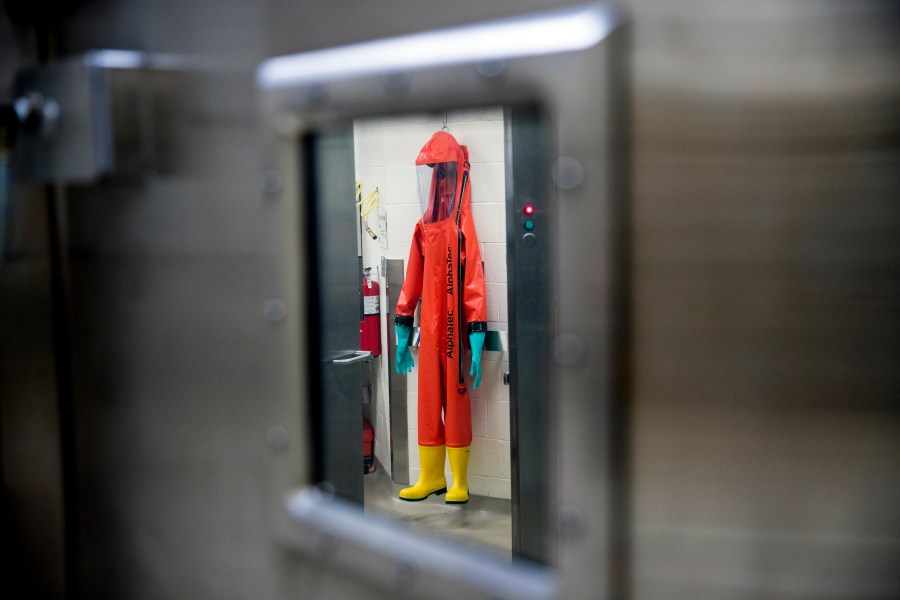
[415,130,466,166]
[415,131,469,224]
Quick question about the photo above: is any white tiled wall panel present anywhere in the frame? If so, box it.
[487,401,510,441]
[470,203,501,243]
[469,437,505,477]
[482,243,507,284]
[474,162,506,205]
[484,283,501,323]
[470,394,488,439]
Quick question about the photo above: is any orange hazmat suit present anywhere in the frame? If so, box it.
[395,131,487,449]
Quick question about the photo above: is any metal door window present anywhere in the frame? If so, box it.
[257,4,627,599]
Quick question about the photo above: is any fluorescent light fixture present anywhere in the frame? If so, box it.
[85,49,146,69]
[257,3,616,90]
[83,50,223,72]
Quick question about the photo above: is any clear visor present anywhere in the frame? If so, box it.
[417,162,458,224]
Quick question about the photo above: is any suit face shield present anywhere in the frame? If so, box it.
[417,161,458,224]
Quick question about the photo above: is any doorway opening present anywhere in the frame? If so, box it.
[354,109,513,556]
[306,105,554,562]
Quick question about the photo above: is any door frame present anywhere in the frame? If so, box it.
[257,4,629,598]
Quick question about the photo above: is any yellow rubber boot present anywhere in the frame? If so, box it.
[445,446,470,504]
[399,445,447,501]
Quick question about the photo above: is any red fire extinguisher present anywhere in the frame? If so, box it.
[360,267,381,356]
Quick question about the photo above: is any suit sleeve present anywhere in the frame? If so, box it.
[394,222,424,327]
[460,206,488,334]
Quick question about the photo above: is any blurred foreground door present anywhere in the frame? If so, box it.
[307,126,366,503]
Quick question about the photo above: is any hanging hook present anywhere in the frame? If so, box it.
[442,112,449,131]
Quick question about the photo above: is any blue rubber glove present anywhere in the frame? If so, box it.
[395,324,415,375]
[469,331,485,390]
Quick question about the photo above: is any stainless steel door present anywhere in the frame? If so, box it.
[505,105,556,564]
[308,126,366,504]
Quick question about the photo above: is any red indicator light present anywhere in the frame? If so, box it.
[523,205,535,215]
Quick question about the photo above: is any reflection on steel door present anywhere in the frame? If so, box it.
[309,126,366,503]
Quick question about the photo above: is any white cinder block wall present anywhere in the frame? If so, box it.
[354,108,511,500]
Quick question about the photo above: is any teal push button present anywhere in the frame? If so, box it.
[524,219,535,230]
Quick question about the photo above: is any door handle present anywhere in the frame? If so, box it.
[332,350,372,365]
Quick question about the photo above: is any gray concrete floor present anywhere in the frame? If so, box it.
[363,459,513,559]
